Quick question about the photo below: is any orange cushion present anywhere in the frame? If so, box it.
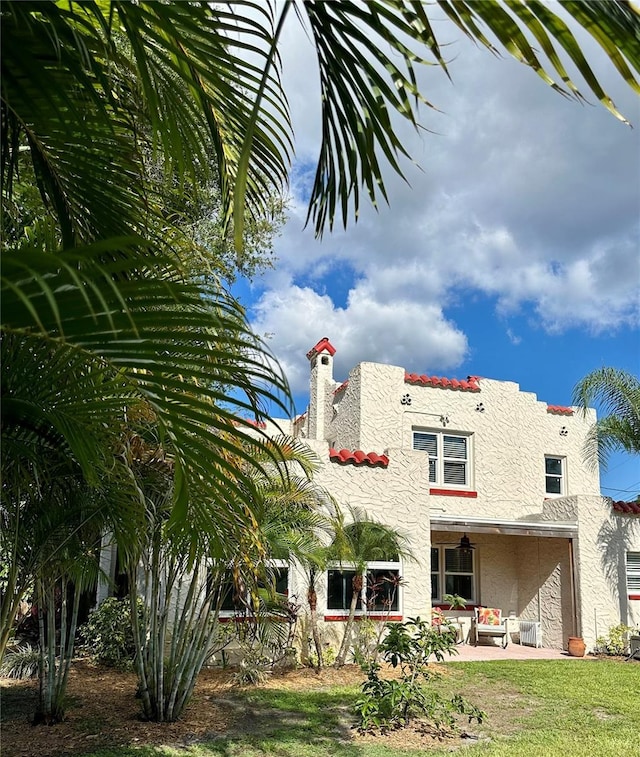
[477,607,502,625]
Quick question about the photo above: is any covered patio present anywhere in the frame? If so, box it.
[430,514,580,651]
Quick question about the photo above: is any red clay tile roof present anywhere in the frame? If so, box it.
[404,373,480,391]
[612,500,640,515]
[329,448,389,467]
[546,405,574,415]
[233,418,267,429]
[334,380,349,395]
[306,337,336,360]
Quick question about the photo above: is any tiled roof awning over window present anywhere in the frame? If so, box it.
[329,448,389,467]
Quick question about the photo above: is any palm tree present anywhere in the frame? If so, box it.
[573,367,640,470]
[3,2,638,534]
[127,433,332,722]
[1,0,638,694]
[330,507,413,668]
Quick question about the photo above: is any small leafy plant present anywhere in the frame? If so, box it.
[593,623,634,656]
[0,643,41,679]
[443,593,467,610]
[355,616,484,735]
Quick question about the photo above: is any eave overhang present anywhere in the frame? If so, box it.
[430,514,578,539]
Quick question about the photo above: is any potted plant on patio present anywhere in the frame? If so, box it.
[443,593,467,610]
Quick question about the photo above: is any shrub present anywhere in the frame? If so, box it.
[233,652,271,686]
[0,643,41,679]
[355,617,484,735]
[80,597,142,668]
[593,623,634,656]
[306,643,336,669]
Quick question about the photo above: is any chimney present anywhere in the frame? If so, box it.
[306,337,336,441]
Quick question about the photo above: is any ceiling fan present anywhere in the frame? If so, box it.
[437,533,476,553]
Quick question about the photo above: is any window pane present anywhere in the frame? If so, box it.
[217,573,241,612]
[327,570,356,610]
[445,548,473,573]
[545,476,562,494]
[444,461,467,485]
[413,432,437,455]
[431,573,439,600]
[445,574,473,600]
[545,457,562,475]
[428,459,436,482]
[431,548,439,572]
[367,570,399,611]
[443,435,467,459]
[274,568,288,595]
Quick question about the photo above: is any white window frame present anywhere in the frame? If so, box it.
[431,545,476,605]
[325,560,402,616]
[626,551,640,595]
[413,430,472,489]
[544,455,565,496]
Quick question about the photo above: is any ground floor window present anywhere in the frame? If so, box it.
[214,563,290,616]
[431,546,475,604]
[626,551,640,596]
[326,562,401,614]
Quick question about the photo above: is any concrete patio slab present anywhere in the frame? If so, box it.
[442,642,586,662]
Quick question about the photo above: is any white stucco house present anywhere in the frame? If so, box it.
[97,336,640,654]
[259,337,640,652]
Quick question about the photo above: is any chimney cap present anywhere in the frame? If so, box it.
[306,337,336,361]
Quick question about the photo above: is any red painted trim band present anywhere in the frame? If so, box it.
[429,488,478,498]
[628,594,640,600]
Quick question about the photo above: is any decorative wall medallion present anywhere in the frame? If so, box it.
[401,393,412,406]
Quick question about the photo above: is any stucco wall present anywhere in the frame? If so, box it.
[390,375,599,517]
[267,353,635,653]
[326,363,362,450]
[569,496,640,648]
[309,438,433,619]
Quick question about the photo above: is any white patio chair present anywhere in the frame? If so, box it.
[473,607,509,648]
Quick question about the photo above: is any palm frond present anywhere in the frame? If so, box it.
[297,0,640,236]
[573,367,640,469]
[1,241,292,529]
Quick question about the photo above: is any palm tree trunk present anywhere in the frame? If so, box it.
[307,575,323,670]
[334,572,363,668]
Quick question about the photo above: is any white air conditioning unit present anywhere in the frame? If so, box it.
[519,620,542,648]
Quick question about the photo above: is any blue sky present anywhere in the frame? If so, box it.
[232,9,639,502]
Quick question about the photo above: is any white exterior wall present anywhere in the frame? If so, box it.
[286,349,638,653]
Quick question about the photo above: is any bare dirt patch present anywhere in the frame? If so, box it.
[1,661,482,757]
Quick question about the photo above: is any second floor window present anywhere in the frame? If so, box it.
[545,456,564,495]
[413,431,470,487]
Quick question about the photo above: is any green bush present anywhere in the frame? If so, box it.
[355,617,484,735]
[80,597,142,668]
[593,623,634,656]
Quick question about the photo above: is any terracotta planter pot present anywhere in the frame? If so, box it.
[567,636,586,657]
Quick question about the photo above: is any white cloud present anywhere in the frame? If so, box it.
[252,284,467,394]
[247,13,640,390]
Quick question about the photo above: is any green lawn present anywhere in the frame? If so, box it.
[75,659,640,757]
